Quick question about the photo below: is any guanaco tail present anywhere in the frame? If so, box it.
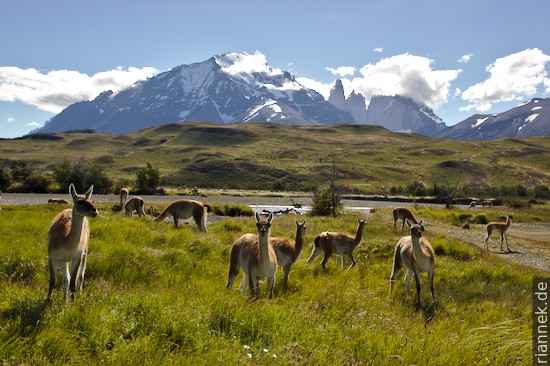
[47,183,98,301]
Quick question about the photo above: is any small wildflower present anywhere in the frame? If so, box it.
[243,345,251,350]
[273,354,277,358]
[247,353,252,358]
[263,348,269,353]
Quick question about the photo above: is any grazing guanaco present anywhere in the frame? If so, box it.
[468,200,477,209]
[389,219,435,306]
[47,184,98,301]
[307,217,367,270]
[120,187,129,208]
[125,196,146,218]
[226,212,278,298]
[392,207,424,234]
[270,220,307,289]
[152,199,211,231]
[112,187,129,212]
[483,214,513,252]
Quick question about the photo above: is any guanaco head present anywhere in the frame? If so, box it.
[70,183,99,218]
[295,219,307,234]
[406,218,424,238]
[255,212,273,238]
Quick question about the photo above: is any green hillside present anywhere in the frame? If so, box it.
[3,122,550,194]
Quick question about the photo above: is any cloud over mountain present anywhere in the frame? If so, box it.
[0,66,158,113]
[460,48,550,112]
[300,53,461,110]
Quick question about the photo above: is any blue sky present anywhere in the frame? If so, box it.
[1,0,549,138]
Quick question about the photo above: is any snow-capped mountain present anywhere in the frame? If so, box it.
[364,95,447,136]
[34,52,353,134]
[437,98,550,140]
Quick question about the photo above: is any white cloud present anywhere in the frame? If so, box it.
[325,66,356,77]
[297,77,333,99]
[7,117,15,124]
[218,51,282,77]
[458,53,474,63]
[301,54,461,109]
[461,48,550,112]
[26,121,41,127]
[0,66,158,113]
[454,87,462,97]
[373,47,384,53]
[351,53,461,108]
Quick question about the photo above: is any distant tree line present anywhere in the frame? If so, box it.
[1,158,548,207]
[0,159,160,195]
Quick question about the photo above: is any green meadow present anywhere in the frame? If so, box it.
[1,202,547,365]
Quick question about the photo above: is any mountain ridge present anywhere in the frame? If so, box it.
[31,52,550,140]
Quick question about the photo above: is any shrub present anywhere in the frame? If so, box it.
[135,163,160,194]
[472,214,488,224]
[310,186,342,216]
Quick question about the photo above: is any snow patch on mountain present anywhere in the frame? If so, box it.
[472,116,489,128]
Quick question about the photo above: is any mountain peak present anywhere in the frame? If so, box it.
[35,52,353,134]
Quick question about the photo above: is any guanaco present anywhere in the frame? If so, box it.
[483,214,513,252]
[152,199,211,231]
[270,220,307,289]
[125,196,146,218]
[392,207,424,234]
[226,212,278,298]
[307,217,367,270]
[390,219,435,306]
[47,183,98,301]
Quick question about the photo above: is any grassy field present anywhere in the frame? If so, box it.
[0,202,547,365]
[3,121,550,193]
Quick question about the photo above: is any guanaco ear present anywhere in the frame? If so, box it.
[69,183,77,200]
[406,218,412,229]
[84,185,94,200]
[255,212,261,223]
[267,212,274,224]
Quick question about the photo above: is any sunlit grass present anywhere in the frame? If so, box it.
[0,203,545,364]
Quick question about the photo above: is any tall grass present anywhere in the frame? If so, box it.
[0,203,544,365]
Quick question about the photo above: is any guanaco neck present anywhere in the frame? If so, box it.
[410,231,424,260]
[353,221,366,248]
[69,205,86,243]
[258,229,271,263]
[294,225,305,258]
[504,216,512,229]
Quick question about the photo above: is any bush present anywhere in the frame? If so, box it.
[136,163,160,194]
[310,186,342,216]
[472,214,488,225]
[53,159,112,193]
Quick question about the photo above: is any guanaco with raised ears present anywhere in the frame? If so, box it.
[226,212,278,298]
[307,217,367,270]
[390,219,435,306]
[47,183,98,301]
[270,220,307,289]
[483,214,513,252]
